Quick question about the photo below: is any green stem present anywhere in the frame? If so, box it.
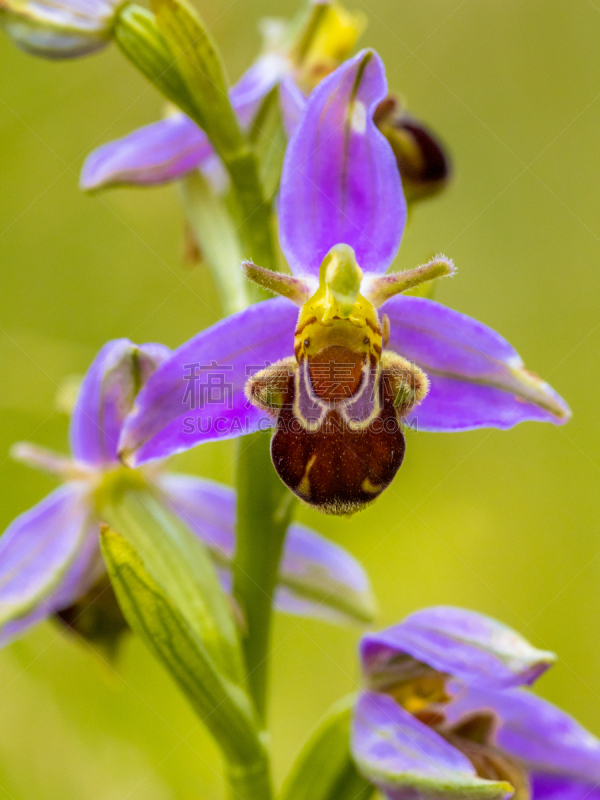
[233,431,295,723]
[226,152,276,273]
[180,172,250,316]
[226,757,273,800]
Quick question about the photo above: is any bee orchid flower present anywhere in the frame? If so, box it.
[353,607,600,800]
[117,49,569,515]
[0,339,376,650]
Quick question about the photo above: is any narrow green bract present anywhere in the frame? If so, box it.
[281,695,373,800]
[100,527,268,773]
[100,482,245,685]
[114,5,198,122]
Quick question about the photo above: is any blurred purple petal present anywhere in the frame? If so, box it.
[230,52,288,126]
[80,53,286,189]
[446,686,600,784]
[0,483,90,631]
[532,775,600,800]
[0,524,102,646]
[158,474,235,558]
[279,49,405,278]
[383,295,570,430]
[119,298,298,465]
[70,339,170,468]
[278,522,376,623]
[360,607,555,692]
[80,115,213,189]
[159,473,375,624]
[352,692,511,800]
[279,74,306,137]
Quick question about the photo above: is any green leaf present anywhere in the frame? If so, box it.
[113,5,198,123]
[100,527,268,772]
[281,695,373,800]
[249,87,287,203]
[234,431,296,722]
[99,481,245,686]
[180,171,249,315]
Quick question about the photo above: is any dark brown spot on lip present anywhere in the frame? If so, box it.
[270,370,405,515]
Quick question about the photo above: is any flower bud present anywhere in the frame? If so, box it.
[56,574,129,660]
[374,95,451,203]
[291,1,367,93]
[0,0,121,58]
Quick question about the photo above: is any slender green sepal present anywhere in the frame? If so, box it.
[364,256,455,308]
[234,431,296,723]
[281,695,373,800]
[100,527,268,774]
[242,261,310,305]
[180,172,249,315]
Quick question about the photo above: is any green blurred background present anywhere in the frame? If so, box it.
[1,0,600,796]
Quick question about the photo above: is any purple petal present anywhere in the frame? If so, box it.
[0,523,102,646]
[80,53,286,189]
[352,692,511,800]
[80,115,213,189]
[158,473,235,558]
[279,74,307,137]
[360,607,555,692]
[445,686,600,784]
[278,49,405,278]
[382,295,570,430]
[532,775,600,800]
[158,472,376,624]
[119,298,298,465]
[229,52,288,127]
[0,483,91,632]
[277,521,376,623]
[70,339,171,468]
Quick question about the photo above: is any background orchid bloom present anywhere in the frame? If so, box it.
[353,607,600,800]
[0,0,122,58]
[80,0,365,190]
[0,338,376,649]
[117,51,569,508]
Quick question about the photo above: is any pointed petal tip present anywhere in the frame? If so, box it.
[361,606,557,692]
[279,48,404,278]
[382,295,571,431]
